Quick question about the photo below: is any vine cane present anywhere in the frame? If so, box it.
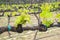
[7,15,11,38]
[33,13,40,40]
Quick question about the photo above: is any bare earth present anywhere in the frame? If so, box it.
[0,14,60,40]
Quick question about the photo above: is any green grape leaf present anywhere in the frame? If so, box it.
[12,11,17,16]
[4,12,11,16]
